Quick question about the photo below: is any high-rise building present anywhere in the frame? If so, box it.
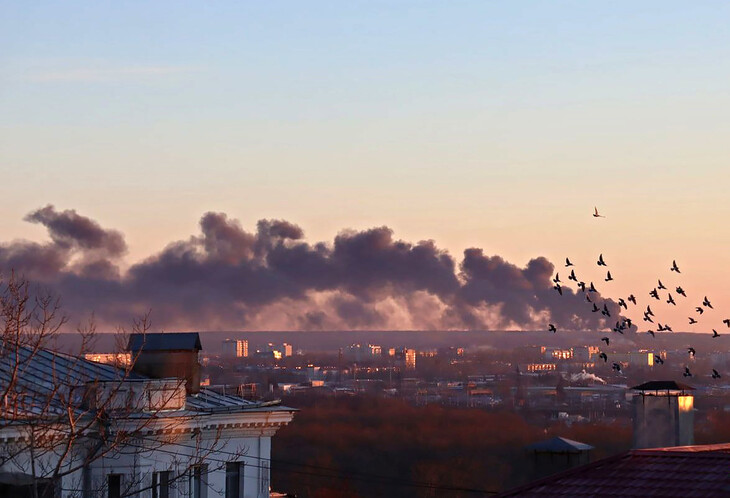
[222,339,248,358]
[405,349,416,370]
[282,343,293,357]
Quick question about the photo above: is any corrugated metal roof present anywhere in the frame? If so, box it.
[500,445,730,497]
[127,333,202,352]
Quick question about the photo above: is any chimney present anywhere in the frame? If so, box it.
[127,333,203,394]
[632,380,694,449]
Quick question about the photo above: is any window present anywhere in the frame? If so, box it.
[107,474,122,498]
[152,471,171,498]
[226,462,244,498]
[189,465,208,498]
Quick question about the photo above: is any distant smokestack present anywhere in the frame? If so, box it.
[127,333,203,394]
[632,381,694,449]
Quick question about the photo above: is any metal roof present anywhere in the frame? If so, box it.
[526,437,594,453]
[632,380,694,392]
[127,333,202,352]
[500,445,730,497]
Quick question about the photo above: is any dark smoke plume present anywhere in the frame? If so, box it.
[0,206,627,332]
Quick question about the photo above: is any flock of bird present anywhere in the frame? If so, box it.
[547,207,725,381]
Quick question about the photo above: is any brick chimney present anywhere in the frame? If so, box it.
[127,332,203,394]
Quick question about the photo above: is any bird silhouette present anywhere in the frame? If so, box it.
[646,305,655,316]
[658,279,667,290]
[643,313,654,323]
[553,273,561,284]
[628,294,637,305]
[624,318,633,328]
[647,330,655,338]
[592,303,600,313]
[688,347,696,357]
[601,337,610,345]
[676,286,686,297]
[650,288,660,300]
[569,269,578,281]
[724,319,730,327]
[696,307,705,315]
[578,281,586,292]
[713,329,720,338]
[612,363,622,372]
[712,369,722,379]
[684,367,692,377]
[548,323,557,333]
[671,260,681,273]
[586,294,593,303]
[605,271,613,282]
[565,257,574,267]
[554,284,563,296]
[593,207,605,218]
[654,355,664,365]
[589,282,597,293]
[667,294,676,306]
[703,296,714,309]
[597,254,607,266]
[689,317,698,325]
[618,298,627,309]
[602,304,611,317]
[599,352,608,362]
[665,324,673,332]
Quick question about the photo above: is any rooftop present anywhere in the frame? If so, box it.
[500,444,730,497]
[127,332,202,352]
[631,380,695,392]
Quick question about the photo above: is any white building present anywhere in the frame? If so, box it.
[0,333,295,498]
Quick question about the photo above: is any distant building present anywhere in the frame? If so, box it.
[222,338,248,358]
[405,349,416,370]
[282,342,293,357]
[610,351,654,367]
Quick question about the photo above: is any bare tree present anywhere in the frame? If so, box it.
[0,273,247,498]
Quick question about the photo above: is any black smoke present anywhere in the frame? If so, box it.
[0,206,627,332]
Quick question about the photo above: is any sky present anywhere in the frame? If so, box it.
[1,2,730,332]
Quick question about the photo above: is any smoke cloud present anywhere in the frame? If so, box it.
[0,206,629,332]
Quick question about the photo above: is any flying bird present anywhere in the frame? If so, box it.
[667,294,676,306]
[592,303,600,313]
[589,282,597,293]
[601,337,610,345]
[565,257,574,267]
[724,319,730,327]
[689,317,698,325]
[650,288,659,300]
[602,304,611,317]
[593,207,605,218]
[605,271,613,282]
[688,347,696,357]
[703,296,714,309]
[586,294,593,303]
[553,273,561,284]
[599,352,608,362]
[643,313,654,323]
[548,323,557,333]
[597,254,607,266]
[713,329,720,338]
[646,305,655,316]
[712,369,722,379]
[654,355,664,365]
[553,284,563,296]
[612,363,622,372]
[658,279,667,290]
[624,318,633,328]
[618,298,627,309]
[696,307,705,315]
[628,294,637,305]
[647,330,655,338]
[684,366,692,378]
[578,281,586,292]
[676,286,686,297]
[671,260,681,273]
[569,269,578,281]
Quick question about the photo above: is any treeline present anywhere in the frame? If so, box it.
[271,395,632,498]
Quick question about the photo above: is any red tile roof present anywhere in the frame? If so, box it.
[500,444,730,497]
